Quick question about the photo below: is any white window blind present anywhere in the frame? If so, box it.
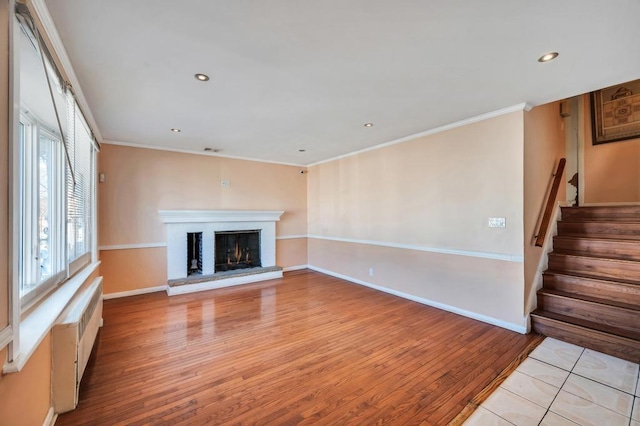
[66,95,95,273]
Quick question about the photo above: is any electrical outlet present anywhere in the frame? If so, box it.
[221,179,231,188]
[488,217,506,228]
[369,268,374,276]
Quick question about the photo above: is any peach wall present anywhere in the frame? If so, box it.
[1,0,9,330]
[98,144,308,294]
[0,335,52,426]
[276,238,308,268]
[523,101,566,313]
[582,94,640,203]
[307,111,527,329]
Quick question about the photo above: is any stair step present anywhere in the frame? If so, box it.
[552,236,640,261]
[543,272,640,306]
[561,205,640,221]
[557,221,640,240]
[537,289,640,335]
[547,253,640,284]
[530,310,640,363]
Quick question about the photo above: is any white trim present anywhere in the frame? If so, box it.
[276,235,307,240]
[0,326,12,351]
[103,285,167,300]
[29,0,103,142]
[3,262,101,374]
[166,270,283,296]
[581,202,640,206]
[307,234,524,263]
[99,242,167,251]
[159,210,284,224]
[102,139,306,167]
[42,407,56,426]
[283,265,309,272]
[308,103,533,167]
[308,265,527,334]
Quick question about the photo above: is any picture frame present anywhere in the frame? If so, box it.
[591,78,640,145]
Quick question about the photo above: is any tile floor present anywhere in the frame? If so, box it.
[464,337,640,426]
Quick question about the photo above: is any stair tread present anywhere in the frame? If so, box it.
[545,269,640,286]
[549,252,640,265]
[538,288,640,311]
[544,271,640,288]
[554,235,640,244]
[531,309,640,341]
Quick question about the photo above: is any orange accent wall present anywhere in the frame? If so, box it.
[0,336,52,426]
[97,144,308,294]
[583,94,640,203]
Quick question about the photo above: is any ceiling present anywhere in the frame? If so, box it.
[43,0,640,166]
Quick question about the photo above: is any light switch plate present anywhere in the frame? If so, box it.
[221,179,231,188]
[488,217,506,228]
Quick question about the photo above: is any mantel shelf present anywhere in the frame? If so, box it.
[159,210,284,224]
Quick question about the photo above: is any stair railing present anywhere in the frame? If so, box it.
[535,158,566,247]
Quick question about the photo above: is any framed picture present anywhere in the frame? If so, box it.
[591,78,640,145]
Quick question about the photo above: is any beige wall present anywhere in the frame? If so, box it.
[1,0,9,332]
[98,144,308,294]
[582,94,640,203]
[308,112,527,328]
[523,101,566,313]
[0,336,52,426]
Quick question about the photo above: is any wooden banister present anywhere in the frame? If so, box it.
[535,158,566,247]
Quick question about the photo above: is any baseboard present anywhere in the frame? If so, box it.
[307,265,528,334]
[42,407,57,426]
[283,264,309,272]
[103,285,167,300]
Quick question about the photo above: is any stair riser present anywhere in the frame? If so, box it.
[543,274,640,306]
[553,238,640,261]
[537,294,638,334]
[548,255,640,283]
[531,315,640,363]
[561,206,640,221]
[558,222,640,240]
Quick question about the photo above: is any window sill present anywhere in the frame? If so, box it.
[3,261,101,374]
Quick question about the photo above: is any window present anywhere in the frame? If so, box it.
[16,13,97,307]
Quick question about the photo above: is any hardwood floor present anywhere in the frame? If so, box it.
[57,270,539,425]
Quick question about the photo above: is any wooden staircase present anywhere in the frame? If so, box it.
[531,206,640,363]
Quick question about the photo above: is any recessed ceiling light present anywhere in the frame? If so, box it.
[195,73,210,81]
[364,123,373,127]
[170,128,181,133]
[538,52,559,63]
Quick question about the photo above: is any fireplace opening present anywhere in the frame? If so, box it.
[215,230,261,272]
[187,232,203,276]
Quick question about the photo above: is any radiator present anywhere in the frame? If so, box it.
[52,276,103,413]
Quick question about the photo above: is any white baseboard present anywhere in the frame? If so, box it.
[103,285,167,300]
[167,271,283,296]
[283,264,309,272]
[307,265,527,334]
[43,407,56,426]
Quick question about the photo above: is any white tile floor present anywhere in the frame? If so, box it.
[464,337,640,426]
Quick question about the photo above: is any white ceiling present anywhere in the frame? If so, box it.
[43,0,640,166]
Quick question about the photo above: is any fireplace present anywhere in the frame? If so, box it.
[159,210,284,295]
[215,230,261,272]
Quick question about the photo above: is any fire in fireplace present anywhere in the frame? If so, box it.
[215,230,261,272]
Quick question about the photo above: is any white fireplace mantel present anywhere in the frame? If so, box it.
[159,210,284,224]
[159,210,284,295]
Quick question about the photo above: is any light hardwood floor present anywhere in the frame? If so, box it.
[57,270,539,425]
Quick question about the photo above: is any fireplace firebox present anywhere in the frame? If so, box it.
[215,230,261,272]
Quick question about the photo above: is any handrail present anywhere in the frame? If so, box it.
[535,158,566,247]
